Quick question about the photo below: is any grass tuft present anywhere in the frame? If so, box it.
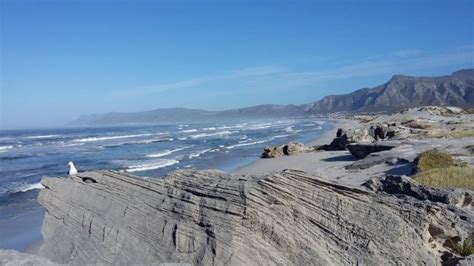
[414,166,474,191]
[413,151,473,190]
[447,238,474,257]
[414,151,467,173]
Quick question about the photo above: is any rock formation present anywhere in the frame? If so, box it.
[261,141,312,158]
[37,170,473,265]
[346,142,398,159]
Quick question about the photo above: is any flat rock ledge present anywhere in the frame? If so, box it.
[37,170,473,265]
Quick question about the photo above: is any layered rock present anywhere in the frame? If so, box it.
[37,170,473,265]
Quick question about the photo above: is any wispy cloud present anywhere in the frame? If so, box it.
[391,49,423,58]
[115,64,287,98]
[113,45,474,99]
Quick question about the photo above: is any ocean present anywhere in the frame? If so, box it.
[0,118,332,251]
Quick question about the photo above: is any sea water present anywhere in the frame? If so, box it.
[0,118,332,251]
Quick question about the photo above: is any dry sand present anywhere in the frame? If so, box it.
[234,119,388,187]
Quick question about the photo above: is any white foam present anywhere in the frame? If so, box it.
[226,140,269,149]
[146,146,192,158]
[285,126,302,133]
[0,145,13,152]
[103,137,174,148]
[181,129,198,133]
[226,134,289,149]
[61,143,85,147]
[25,134,62,139]
[190,131,233,139]
[74,133,153,142]
[19,182,45,192]
[249,123,273,130]
[189,148,211,159]
[125,159,179,172]
[217,123,246,130]
[203,127,217,131]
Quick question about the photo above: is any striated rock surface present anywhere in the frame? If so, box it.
[37,170,473,265]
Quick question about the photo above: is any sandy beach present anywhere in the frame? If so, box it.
[234,118,379,186]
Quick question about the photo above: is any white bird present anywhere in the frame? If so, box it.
[68,161,78,175]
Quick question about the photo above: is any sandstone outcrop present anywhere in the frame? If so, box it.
[261,141,312,158]
[37,170,473,265]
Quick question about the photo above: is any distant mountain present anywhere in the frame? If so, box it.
[307,69,474,113]
[72,69,474,125]
[71,105,308,125]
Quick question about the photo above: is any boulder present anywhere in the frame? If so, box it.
[347,142,398,159]
[261,142,310,158]
[363,175,473,208]
[319,128,375,151]
[284,141,310,156]
[261,145,285,158]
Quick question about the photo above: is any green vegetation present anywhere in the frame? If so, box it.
[414,166,474,191]
[462,108,474,114]
[450,130,474,138]
[447,238,474,257]
[414,150,467,173]
[413,151,473,190]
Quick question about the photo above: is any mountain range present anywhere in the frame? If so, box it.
[72,69,474,125]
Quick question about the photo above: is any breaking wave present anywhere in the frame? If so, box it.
[124,159,179,172]
[74,133,154,142]
[146,146,193,158]
[190,131,233,139]
[189,148,211,159]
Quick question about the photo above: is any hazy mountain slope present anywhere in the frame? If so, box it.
[72,105,308,125]
[307,69,474,113]
[71,69,474,125]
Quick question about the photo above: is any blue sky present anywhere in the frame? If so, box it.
[1,0,473,129]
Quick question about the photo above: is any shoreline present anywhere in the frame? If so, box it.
[233,118,375,186]
[232,118,347,174]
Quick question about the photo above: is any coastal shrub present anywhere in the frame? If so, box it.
[447,238,474,257]
[450,130,474,138]
[413,151,473,190]
[462,108,474,114]
[414,151,467,173]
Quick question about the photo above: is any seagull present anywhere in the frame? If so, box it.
[68,161,78,175]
